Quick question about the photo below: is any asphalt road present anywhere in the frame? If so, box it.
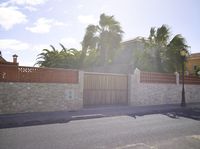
[0,114,200,149]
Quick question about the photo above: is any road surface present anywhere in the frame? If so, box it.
[0,114,200,149]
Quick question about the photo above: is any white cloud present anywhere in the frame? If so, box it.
[77,4,84,9]
[0,2,9,7]
[26,18,67,34]
[0,0,48,12]
[0,6,27,30]
[25,6,38,11]
[26,18,52,33]
[78,15,98,25]
[60,37,81,49]
[32,44,50,52]
[0,39,51,52]
[10,0,48,6]
[54,21,66,26]
[47,7,53,12]
[0,39,30,50]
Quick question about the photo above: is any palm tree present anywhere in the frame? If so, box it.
[80,25,98,68]
[142,24,189,72]
[36,44,81,69]
[98,13,123,65]
[80,13,124,67]
[145,25,170,72]
[36,45,60,67]
[166,34,188,72]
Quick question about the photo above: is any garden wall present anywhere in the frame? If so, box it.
[129,69,200,106]
[0,69,83,114]
[1,64,200,114]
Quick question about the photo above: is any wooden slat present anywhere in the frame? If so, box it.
[83,72,128,107]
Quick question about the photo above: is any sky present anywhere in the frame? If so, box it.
[0,0,200,66]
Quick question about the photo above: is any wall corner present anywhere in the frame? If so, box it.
[175,72,179,85]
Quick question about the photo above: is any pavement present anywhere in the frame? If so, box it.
[0,102,200,129]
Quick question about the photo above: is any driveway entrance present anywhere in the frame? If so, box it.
[83,72,128,107]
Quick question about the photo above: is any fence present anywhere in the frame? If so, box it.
[140,71,200,85]
[0,64,78,83]
[140,71,176,84]
[180,75,200,85]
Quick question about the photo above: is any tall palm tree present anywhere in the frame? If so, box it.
[80,25,98,68]
[146,25,170,72]
[80,13,124,67]
[98,13,123,65]
[166,34,188,72]
[143,24,189,72]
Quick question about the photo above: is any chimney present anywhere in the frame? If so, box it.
[13,54,18,63]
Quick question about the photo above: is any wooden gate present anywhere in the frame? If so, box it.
[83,72,128,107]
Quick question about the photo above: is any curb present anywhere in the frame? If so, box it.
[71,114,105,120]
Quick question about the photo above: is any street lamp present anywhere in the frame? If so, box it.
[180,48,188,107]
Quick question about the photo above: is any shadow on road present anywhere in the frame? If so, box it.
[128,107,200,121]
[1,105,200,129]
[164,108,200,120]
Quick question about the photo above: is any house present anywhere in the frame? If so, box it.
[0,51,7,63]
[0,51,18,65]
[186,53,200,75]
[114,37,145,65]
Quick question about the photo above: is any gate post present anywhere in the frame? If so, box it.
[128,74,133,105]
[128,68,141,106]
[175,72,179,85]
[79,71,84,108]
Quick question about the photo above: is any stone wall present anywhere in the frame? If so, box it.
[0,71,83,114]
[129,69,200,106]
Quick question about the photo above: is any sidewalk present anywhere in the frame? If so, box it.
[0,103,200,129]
